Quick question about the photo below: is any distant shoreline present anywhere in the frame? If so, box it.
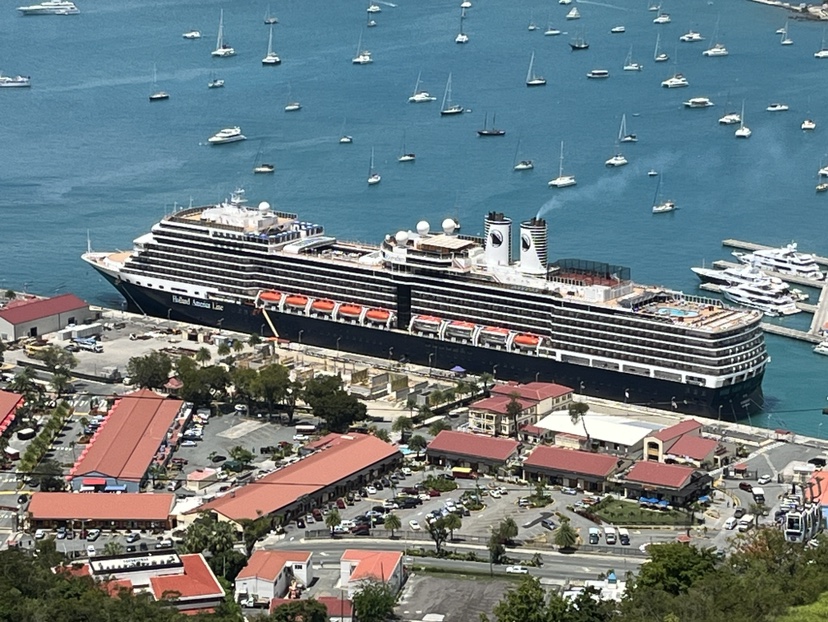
[747,0,828,21]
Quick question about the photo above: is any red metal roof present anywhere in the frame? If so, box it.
[491,381,573,402]
[524,445,618,478]
[426,430,520,462]
[342,549,402,583]
[666,435,718,461]
[196,433,399,522]
[237,550,312,582]
[149,554,224,601]
[271,597,353,617]
[650,419,702,442]
[625,461,696,490]
[0,390,23,430]
[28,492,175,522]
[71,389,183,483]
[471,394,533,415]
[0,293,88,325]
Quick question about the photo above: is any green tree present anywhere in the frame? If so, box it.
[427,516,450,555]
[270,598,330,622]
[126,351,173,389]
[232,339,245,355]
[33,459,65,492]
[248,333,262,347]
[217,342,231,357]
[231,366,259,410]
[352,580,399,622]
[181,511,238,559]
[568,401,591,445]
[229,445,254,467]
[633,542,716,596]
[443,512,462,541]
[383,512,401,538]
[303,374,366,432]
[489,576,565,622]
[325,508,341,536]
[428,419,452,438]
[31,346,77,375]
[488,531,507,566]
[372,427,391,443]
[255,364,291,412]
[499,517,518,544]
[195,346,212,367]
[392,415,413,443]
[408,434,428,456]
[50,372,71,397]
[4,289,15,300]
[103,541,124,556]
[505,392,524,439]
[553,522,578,550]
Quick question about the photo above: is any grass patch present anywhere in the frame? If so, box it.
[591,498,692,526]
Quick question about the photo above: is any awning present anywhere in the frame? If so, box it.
[82,477,107,486]
[105,485,127,492]
[450,366,466,373]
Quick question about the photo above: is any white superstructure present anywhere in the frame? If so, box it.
[733,243,825,282]
[17,0,78,14]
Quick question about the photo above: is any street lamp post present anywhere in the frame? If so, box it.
[217,318,224,332]
[388,347,394,364]
[298,330,304,345]
[336,337,341,371]
[819,422,823,440]
[492,364,498,379]
[428,352,434,375]
[718,405,723,422]
[260,323,266,336]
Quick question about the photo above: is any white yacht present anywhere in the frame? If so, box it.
[17,0,78,15]
[611,26,625,34]
[367,147,381,185]
[367,3,381,13]
[684,97,713,108]
[802,119,816,131]
[182,31,201,40]
[526,52,546,86]
[691,264,806,301]
[814,342,828,356]
[661,73,689,88]
[605,153,628,167]
[559,0,571,4]
[352,50,373,64]
[548,141,576,188]
[718,112,741,125]
[587,69,610,79]
[408,71,436,103]
[208,127,246,144]
[262,25,281,65]
[679,31,704,42]
[284,101,302,112]
[623,47,642,71]
[460,0,471,7]
[703,43,728,57]
[815,48,828,58]
[651,176,675,214]
[212,10,236,58]
[544,26,561,36]
[767,103,789,112]
[734,102,751,138]
[0,74,32,88]
[653,12,671,24]
[720,283,800,317]
[733,243,825,281]
[566,7,580,20]
[208,77,225,89]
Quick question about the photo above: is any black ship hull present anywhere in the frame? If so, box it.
[106,278,763,420]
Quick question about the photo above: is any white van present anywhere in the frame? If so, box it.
[724,516,738,530]
[738,514,755,532]
[618,527,630,545]
[603,526,617,545]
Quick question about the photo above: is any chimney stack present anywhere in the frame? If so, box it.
[484,212,512,266]
[518,217,548,275]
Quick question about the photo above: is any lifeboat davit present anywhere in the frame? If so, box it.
[514,333,541,347]
[340,304,363,317]
[412,315,442,333]
[446,320,476,336]
[311,299,335,313]
[285,295,309,308]
[365,308,390,322]
[259,290,281,302]
[479,326,510,342]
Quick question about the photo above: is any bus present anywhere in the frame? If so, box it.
[451,466,476,479]
[295,423,317,435]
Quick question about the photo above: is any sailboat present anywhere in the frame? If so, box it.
[262,25,281,65]
[456,10,469,43]
[618,114,637,143]
[623,46,642,71]
[253,144,275,174]
[815,29,828,57]
[366,10,377,28]
[548,141,576,187]
[735,100,751,138]
[566,6,580,20]
[703,17,728,56]
[339,119,353,144]
[544,17,561,36]
[207,73,224,88]
[651,175,676,213]
[528,11,538,31]
[212,9,236,57]
[477,113,505,136]
[440,73,464,116]
[408,71,436,103]
[367,147,381,185]
[570,30,589,51]
[606,121,628,167]
[780,20,793,45]
[284,85,301,112]
[148,64,169,102]
[654,33,669,62]
[352,30,373,64]
[525,51,546,87]
[513,138,534,171]
[264,5,278,24]
[398,131,415,162]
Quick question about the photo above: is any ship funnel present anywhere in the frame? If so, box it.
[518,217,548,275]
[484,212,512,266]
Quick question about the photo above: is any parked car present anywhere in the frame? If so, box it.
[34,529,46,540]
[401,467,413,476]
[351,525,371,536]
[126,545,137,553]
[428,489,441,497]
[758,474,772,485]
[540,518,555,530]
[505,565,529,574]
[86,545,96,557]
[296,518,306,529]
[336,498,347,509]
[739,482,753,493]
[561,487,578,495]
[181,440,197,448]
[126,532,140,543]
[734,507,746,519]
[312,508,323,521]
[409,520,421,531]
[86,529,101,542]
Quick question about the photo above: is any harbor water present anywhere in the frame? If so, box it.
[1,0,828,433]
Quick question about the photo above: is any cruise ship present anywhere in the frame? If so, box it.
[82,190,768,418]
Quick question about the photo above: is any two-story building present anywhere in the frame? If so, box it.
[468,382,573,438]
[234,550,313,605]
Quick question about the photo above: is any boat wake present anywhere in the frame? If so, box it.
[575,0,631,10]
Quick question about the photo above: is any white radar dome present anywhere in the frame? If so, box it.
[258,201,271,212]
[395,230,409,245]
[442,218,457,235]
[416,220,430,236]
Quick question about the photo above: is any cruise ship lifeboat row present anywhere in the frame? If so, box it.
[256,291,393,325]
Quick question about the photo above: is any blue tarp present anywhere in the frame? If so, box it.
[638,496,649,504]
[658,499,669,506]
[698,495,711,504]
[105,484,127,492]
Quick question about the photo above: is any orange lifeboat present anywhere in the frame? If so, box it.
[414,315,442,324]
[482,326,510,335]
[311,299,335,313]
[260,290,281,302]
[449,321,475,330]
[514,333,541,347]
[285,295,309,308]
[366,308,390,322]
[340,304,363,317]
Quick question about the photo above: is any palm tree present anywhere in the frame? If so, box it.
[248,333,262,347]
[443,512,462,541]
[553,521,578,551]
[325,508,341,537]
[408,434,428,457]
[103,541,125,556]
[217,342,231,357]
[428,420,452,438]
[50,372,71,398]
[232,340,244,355]
[195,347,212,367]
[568,401,591,447]
[505,392,524,439]
[392,416,413,443]
[4,290,15,301]
[383,513,401,538]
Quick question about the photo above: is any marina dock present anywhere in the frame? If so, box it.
[760,323,822,344]
[721,239,828,270]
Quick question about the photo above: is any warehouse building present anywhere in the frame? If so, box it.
[0,294,96,341]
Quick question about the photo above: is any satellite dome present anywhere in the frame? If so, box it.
[416,220,430,236]
[442,218,457,235]
[258,201,270,212]
[395,230,409,245]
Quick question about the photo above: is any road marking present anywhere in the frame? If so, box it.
[217,420,268,439]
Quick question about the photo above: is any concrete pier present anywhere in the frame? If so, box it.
[760,323,822,344]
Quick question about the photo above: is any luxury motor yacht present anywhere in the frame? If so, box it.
[0,74,31,88]
[208,127,246,144]
[691,264,806,300]
[17,0,78,15]
[719,282,800,317]
[661,73,689,88]
[733,243,825,281]
[684,97,714,108]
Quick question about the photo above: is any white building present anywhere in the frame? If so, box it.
[340,550,404,599]
[534,410,663,456]
[234,550,313,604]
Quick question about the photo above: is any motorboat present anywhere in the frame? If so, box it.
[254,163,275,174]
[611,26,625,34]
[605,153,628,167]
[339,135,353,144]
[0,74,31,88]
[817,183,828,193]
[559,0,571,4]
[548,141,576,187]
[819,164,828,177]
[718,112,741,125]
[766,103,789,112]
[208,77,225,89]
[367,3,381,13]
[732,243,825,281]
[408,71,436,103]
[284,101,302,112]
[814,342,828,356]
[17,0,78,15]
[566,7,580,20]
[815,49,828,58]
[720,282,800,317]
[661,73,689,88]
[653,12,671,24]
[182,31,201,39]
[703,43,728,57]
[802,119,817,130]
[679,31,704,42]
[692,263,796,292]
[684,97,713,108]
[262,25,281,65]
[587,69,610,79]
[648,170,658,177]
[208,127,246,144]
[212,10,236,57]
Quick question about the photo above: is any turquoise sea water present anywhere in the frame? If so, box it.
[2,0,828,433]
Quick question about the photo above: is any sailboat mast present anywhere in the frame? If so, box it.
[559,141,564,176]
[217,9,223,49]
